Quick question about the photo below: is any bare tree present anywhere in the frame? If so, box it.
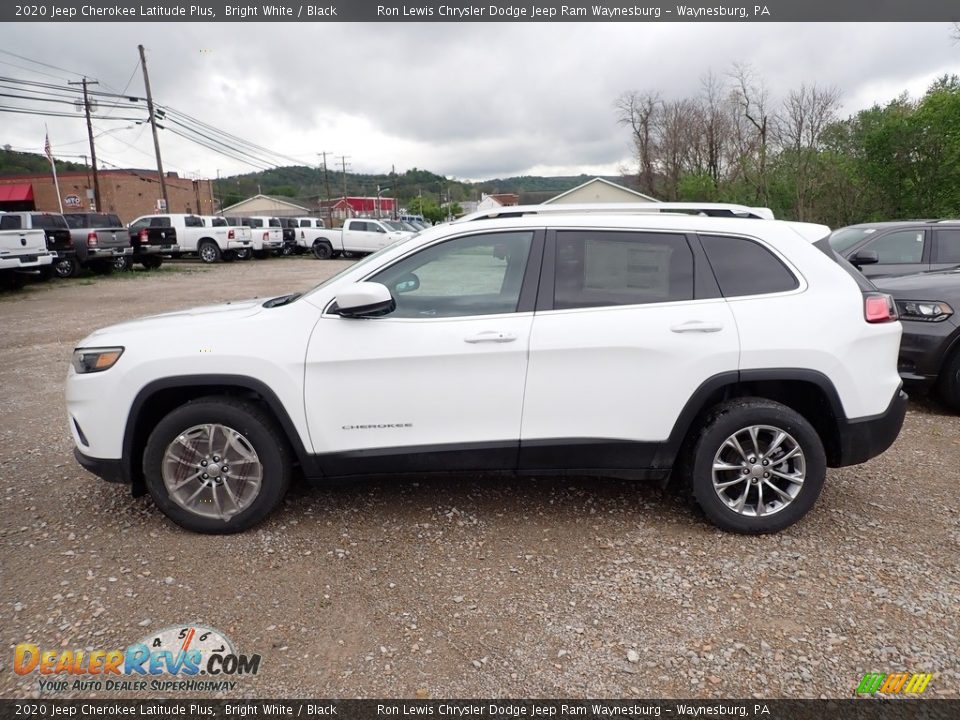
[730,63,773,204]
[698,71,733,190]
[776,83,842,219]
[616,91,660,196]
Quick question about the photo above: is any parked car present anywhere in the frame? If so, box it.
[68,202,906,535]
[63,212,132,274]
[239,216,283,258]
[306,217,413,259]
[829,220,960,279]
[0,211,75,278]
[126,215,182,269]
[0,214,52,289]
[873,270,960,410]
[199,216,254,262]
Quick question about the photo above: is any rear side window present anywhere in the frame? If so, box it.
[31,214,68,229]
[184,215,203,228]
[268,219,281,228]
[934,229,960,264]
[554,231,694,309]
[210,217,228,227]
[0,215,22,230]
[248,218,263,228]
[700,234,799,297]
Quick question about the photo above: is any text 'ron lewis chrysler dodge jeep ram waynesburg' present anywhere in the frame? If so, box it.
[67,203,908,534]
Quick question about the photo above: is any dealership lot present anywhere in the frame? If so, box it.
[1,258,958,699]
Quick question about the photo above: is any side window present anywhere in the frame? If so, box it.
[0,215,22,230]
[700,234,799,297]
[348,221,365,232]
[129,219,147,231]
[372,223,386,233]
[184,215,203,228]
[149,217,171,228]
[553,231,693,309]
[865,229,925,264]
[299,219,310,228]
[369,231,534,318]
[934,229,960,264]
[249,219,263,228]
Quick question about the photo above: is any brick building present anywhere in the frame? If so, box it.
[0,169,216,223]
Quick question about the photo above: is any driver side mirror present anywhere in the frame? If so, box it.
[850,249,879,267]
[333,282,395,318]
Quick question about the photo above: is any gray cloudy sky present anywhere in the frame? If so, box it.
[2,22,957,181]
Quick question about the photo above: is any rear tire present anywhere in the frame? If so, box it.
[312,240,333,260]
[53,255,79,279]
[234,248,252,261]
[937,351,960,412]
[198,240,222,264]
[143,397,291,534]
[112,256,132,271]
[687,398,826,534]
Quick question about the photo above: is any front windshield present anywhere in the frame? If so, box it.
[381,220,407,231]
[829,227,877,253]
[300,234,421,300]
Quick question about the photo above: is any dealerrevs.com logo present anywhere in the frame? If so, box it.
[14,624,261,694]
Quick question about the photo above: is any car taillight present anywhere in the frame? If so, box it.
[864,293,898,323]
[263,231,269,241]
[228,229,235,239]
[138,228,149,242]
[87,231,98,247]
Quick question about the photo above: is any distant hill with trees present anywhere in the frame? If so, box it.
[0,146,87,176]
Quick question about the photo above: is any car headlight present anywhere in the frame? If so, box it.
[894,300,954,323]
[72,347,124,374]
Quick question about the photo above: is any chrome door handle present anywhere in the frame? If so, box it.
[670,321,723,333]
[464,331,517,343]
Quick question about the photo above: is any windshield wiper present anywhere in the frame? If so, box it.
[263,293,302,308]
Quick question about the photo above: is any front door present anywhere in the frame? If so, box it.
[303,229,543,476]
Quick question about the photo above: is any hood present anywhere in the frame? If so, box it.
[873,270,960,298]
[82,298,265,341]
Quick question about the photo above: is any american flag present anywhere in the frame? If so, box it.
[44,131,53,163]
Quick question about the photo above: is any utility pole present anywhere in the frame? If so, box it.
[69,77,101,211]
[337,155,351,223]
[138,44,168,212]
[215,169,222,214]
[318,151,333,226]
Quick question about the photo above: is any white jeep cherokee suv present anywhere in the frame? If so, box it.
[67,204,907,534]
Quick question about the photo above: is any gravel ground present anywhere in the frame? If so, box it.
[1,257,958,700]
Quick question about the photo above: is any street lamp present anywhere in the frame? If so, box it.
[376,184,390,219]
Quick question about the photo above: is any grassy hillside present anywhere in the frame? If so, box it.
[0,147,87,176]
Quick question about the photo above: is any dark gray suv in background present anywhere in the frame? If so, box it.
[829,220,960,278]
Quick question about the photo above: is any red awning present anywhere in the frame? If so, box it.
[0,184,34,202]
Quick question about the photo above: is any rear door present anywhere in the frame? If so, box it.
[519,228,739,473]
[931,227,960,271]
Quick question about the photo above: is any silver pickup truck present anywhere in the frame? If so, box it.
[63,212,132,274]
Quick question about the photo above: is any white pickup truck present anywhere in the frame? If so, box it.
[306,217,413,260]
[294,217,326,251]
[234,216,283,259]
[199,216,253,262]
[0,215,53,289]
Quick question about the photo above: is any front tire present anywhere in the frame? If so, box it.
[688,398,826,534]
[143,397,291,534]
[198,240,222,264]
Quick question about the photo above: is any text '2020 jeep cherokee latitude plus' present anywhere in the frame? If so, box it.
[67,204,908,534]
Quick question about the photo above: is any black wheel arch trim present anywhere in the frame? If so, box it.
[655,368,849,468]
[122,374,317,495]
